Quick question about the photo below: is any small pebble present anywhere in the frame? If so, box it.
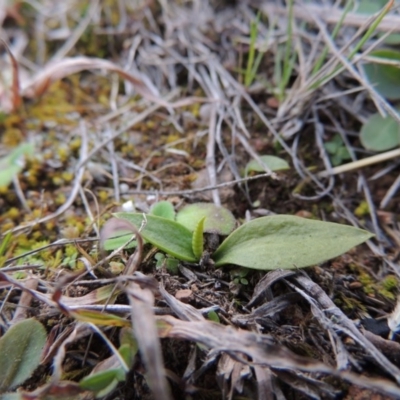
[349,282,363,289]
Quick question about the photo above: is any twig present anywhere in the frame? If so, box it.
[125,172,275,196]
[318,148,400,177]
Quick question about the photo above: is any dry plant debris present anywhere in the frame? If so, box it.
[1,0,400,399]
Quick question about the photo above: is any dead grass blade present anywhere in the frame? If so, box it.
[10,278,37,325]
[126,282,172,400]
[47,284,120,307]
[157,314,400,397]
[233,292,303,326]
[217,353,251,400]
[247,270,296,308]
[19,55,207,109]
[253,366,274,400]
[293,274,400,384]
[0,39,21,112]
[159,283,205,322]
[21,56,160,102]
[0,271,55,308]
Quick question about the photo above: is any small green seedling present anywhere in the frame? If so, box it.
[230,267,250,285]
[324,135,351,166]
[155,253,179,274]
[80,327,138,398]
[243,11,265,88]
[103,201,373,271]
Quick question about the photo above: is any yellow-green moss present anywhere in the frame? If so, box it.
[354,201,369,217]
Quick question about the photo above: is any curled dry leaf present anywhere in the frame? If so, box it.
[20,56,168,107]
[127,282,172,400]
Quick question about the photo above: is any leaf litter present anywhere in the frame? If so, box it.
[1,0,400,399]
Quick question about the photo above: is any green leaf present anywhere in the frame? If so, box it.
[0,232,13,260]
[176,203,236,235]
[149,201,176,220]
[0,143,34,187]
[360,112,400,151]
[0,319,46,392]
[192,217,205,260]
[79,368,124,393]
[207,310,220,323]
[103,233,137,251]
[71,309,130,327]
[119,328,138,368]
[245,155,290,174]
[213,215,373,270]
[363,49,400,100]
[382,33,400,45]
[114,213,196,262]
[356,0,387,14]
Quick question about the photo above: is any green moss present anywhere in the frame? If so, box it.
[354,201,370,217]
[382,275,398,291]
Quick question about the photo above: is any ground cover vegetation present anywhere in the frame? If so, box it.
[1,0,400,398]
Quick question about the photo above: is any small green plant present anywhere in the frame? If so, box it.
[230,267,249,285]
[155,253,179,274]
[324,135,351,166]
[309,1,393,90]
[243,11,265,88]
[103,202,373,271]
[79,328,138,398]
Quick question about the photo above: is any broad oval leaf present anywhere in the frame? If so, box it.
[114,213,196,262]
[149,201,176,220]
[212,215,373,270]
[360,112,400,151]
[245,155,290,174]
[176,203,236,235]
[0,318,46,392]
[362,49,400,100]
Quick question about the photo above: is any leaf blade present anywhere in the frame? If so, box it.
[114,213,196,262]
[192,217,205,260]
[0,319,46,392]
[176,203,236,235]
[213,215,374,270]
[149,201,176,220]
[362,49,400,100]
[360,112,400,151]
[245,155,290,174]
